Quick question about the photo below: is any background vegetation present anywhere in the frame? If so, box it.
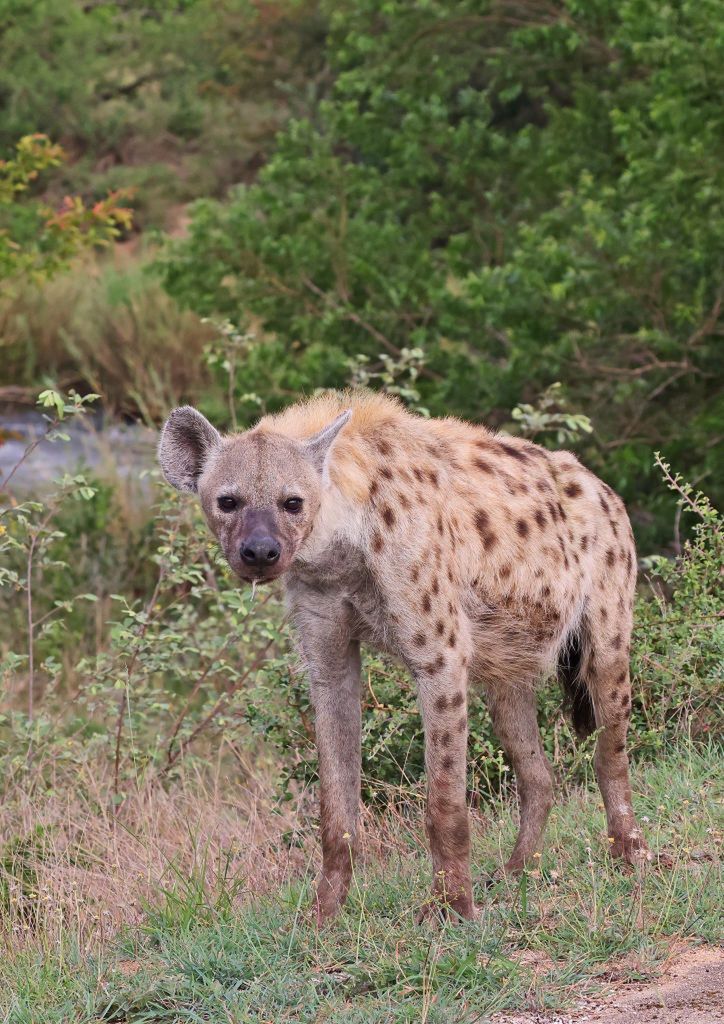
[0,1,722,1021]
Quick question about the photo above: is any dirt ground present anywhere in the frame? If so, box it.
[494,944,723,1023]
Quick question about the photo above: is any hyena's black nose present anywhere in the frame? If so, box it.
[240,536,281,567]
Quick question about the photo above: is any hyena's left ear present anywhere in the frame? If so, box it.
[302,409,352,478]
[158,406,221,493]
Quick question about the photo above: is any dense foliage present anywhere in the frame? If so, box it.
[0,0,325,228]
[161,0,724,549]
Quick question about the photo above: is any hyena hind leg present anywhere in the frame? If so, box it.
[484,679,555,874]
[565,622,651,866]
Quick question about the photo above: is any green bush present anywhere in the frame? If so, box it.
[160,0,724,549]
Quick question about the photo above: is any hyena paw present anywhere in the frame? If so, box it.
[313,873,349,926]
[415,892,478,926]
[609,828,652,866]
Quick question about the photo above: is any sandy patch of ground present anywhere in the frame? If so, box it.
[494,943,723,1023]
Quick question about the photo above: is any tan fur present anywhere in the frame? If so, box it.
[159,390,649,925]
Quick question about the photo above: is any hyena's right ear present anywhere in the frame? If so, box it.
[158,406,221,493]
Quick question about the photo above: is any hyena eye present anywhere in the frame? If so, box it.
[217,495,238,512]
[283,496,303,514]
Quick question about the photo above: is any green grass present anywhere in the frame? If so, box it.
[1,743,721,1024]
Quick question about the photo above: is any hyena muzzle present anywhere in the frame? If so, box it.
[158,390,650,924]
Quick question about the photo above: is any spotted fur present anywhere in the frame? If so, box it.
[159,390,649,924]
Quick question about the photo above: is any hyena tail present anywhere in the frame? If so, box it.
[557,632,596,739]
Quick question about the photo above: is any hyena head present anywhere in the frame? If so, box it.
[158,406,351,583]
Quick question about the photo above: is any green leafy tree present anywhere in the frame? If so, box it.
[160,0,724,547]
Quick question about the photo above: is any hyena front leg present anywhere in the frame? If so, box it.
[291,592,362,924]
[414,660,475,921]
[311,645,362,922]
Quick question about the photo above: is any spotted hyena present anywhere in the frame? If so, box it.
[158,390,649,923]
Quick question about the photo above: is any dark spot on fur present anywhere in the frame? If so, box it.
[397,490,411,510]
[382,505,395,528]
[451,691,465,708]
[500,563,512,579]
[440,731,451,747]
[413,632,426,647]
[534,508,547,530]
[411,564,420,583]
[457,716,467,733]
[447,631,456,648]
[615,742,626,754]
[441,756,454,771]
[620,692,630,707]
[547,501,559,522]
[432,577,440,595]
[372,532,383,553]
[434,695,448,713]
[516,518,530,538]
[557,502,567,521]
[599,493,610,515]
[413,467,424,483]
[436,619,445,636]
[601,607,608,621]
[611,632,622,650]
[428,468,439,487]
[500,442,529,463]
[368,480,378,500]
[473,456,494,474]
[422,593,432,614]
[581,534,589,551]
[542,585,551,598]
[606,548,616,568]
[437,514,444,534]
[380,466,393,480]
[564,481,583,498]
[474,508,498,550]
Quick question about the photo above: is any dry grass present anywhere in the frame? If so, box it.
[0,744,720,1021]
[0,254,214,422]
[0,760,304,953]
[0,754,416,957]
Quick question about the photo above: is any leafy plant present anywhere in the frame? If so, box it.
[0,135,130,288]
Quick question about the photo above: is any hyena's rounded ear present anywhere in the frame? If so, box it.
[158,406,221,493]
[302,409,352,477]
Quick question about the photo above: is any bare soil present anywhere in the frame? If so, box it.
[494,944,723,1023]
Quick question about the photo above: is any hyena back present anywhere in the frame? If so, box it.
[158,390,649,923]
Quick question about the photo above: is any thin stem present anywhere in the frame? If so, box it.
[113,569,165,801]
[26,540,34,723]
